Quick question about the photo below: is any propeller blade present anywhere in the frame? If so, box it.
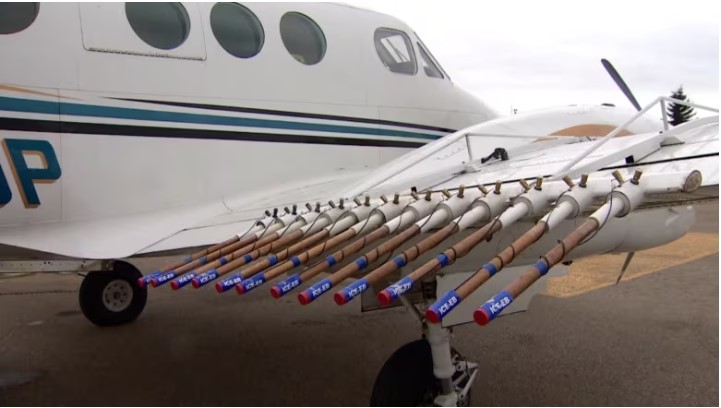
[601,58,641,111]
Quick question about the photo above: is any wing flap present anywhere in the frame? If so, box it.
[0,171,363,259]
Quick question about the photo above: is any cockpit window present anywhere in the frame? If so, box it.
[0,2,39,35]
[210,3,264,59]
[417,42,443,79]
[374,28,417,75]
[280,12,326,65]
[125,2,190,50]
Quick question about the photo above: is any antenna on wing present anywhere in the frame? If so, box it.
[601,58,641,111]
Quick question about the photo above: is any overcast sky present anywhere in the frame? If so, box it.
[346,0,719,116]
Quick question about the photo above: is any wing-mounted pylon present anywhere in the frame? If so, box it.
[146,96,717,326]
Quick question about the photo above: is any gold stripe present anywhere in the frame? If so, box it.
[0,84,77,100]
[550,124,633,137]
[0,84,58,99]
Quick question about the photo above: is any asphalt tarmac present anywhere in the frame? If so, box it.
[0,203,717,406]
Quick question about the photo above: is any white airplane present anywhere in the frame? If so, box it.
[0,2,718,406]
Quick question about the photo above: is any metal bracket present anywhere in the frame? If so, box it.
[0,260,106,274]
[454,360,479,404]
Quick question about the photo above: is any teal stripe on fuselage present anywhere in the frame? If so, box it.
[0,96,442,140]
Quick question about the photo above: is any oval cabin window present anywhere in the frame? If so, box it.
[0,2,39,35]
[279,12,326,65]
[210,3,264,58]
[125,2,190,50]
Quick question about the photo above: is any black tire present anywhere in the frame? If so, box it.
[370,339,437,406]
[370,339,472,407]
[79,262,147,326]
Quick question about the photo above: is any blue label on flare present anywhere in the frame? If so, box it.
[267,255,278,266]
[155,271,176,285]
[275,273,302,296]
[140,272,162,285]
[240,273,266,292]
[243,254,253,264]
[291,256,302,267]
[478,290,514,323]
[217,273,243,292]
[384,276,414,301]
[306,278,333,300]
[326,255,337,266]
[355,257,368,269]
[393,256,406,268]
[173,273,196,288]
[196,269,219,286]
[339,278,369,302]
[428,290,461,321]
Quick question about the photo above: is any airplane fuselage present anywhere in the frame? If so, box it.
[0,2,497,230]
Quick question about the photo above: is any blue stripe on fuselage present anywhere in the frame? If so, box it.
[0,96,441,140]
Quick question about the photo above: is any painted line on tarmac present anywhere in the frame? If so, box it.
[545,232,719,298]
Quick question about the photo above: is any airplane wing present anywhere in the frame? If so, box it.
[142,110,719,260]
[0,101,717,261]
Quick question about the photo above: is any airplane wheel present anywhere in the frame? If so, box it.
[79,262,147,326]
[370,339,470,406]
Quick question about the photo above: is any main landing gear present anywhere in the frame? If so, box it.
[370,322,478,406]
[79,261,147,326]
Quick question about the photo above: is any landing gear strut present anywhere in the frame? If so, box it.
[370,323,477,406]
[79,261,147,326]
